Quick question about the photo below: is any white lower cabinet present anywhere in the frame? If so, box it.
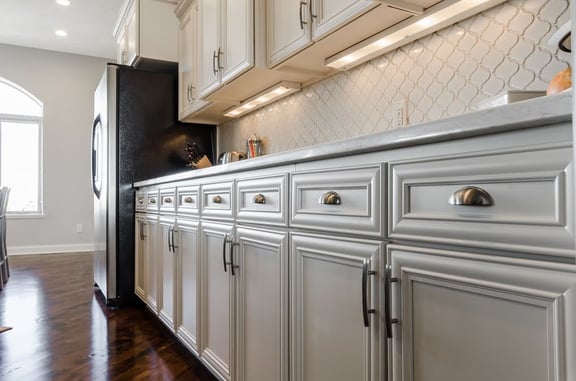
[159,216,177,331]
[134,214,147,301]
[200,221,235,381]
[145,213,160,313]
[290,233,383,381]
[387,244,576,381]
[175,217,201,355]
[235,226,288,381]
[199,221,289,381]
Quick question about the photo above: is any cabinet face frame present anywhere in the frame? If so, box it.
[387,244,576,381]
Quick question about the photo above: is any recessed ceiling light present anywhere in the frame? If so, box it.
[55,30,68,37]
[56,0,71,6]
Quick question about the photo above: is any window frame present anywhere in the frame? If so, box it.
[0,79,44,218]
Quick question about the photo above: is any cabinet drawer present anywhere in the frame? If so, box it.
[177,186,200,216]
[290,165,383,236]
[201,181,234,220]
[135,190,146,212]
[146,190,159,213]
[159,188,176,213]
[389,145,574,258]
[236,174,288,226]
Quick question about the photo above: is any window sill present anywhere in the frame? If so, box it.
[7,213,45,220]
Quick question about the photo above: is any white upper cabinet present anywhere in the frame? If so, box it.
[198,0,253,98]
[176,0,211,121]
[311,0,376,39]
[114,0,179,66]
[267,0,440,82]
[267,0,376,67]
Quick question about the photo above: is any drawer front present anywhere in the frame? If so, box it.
[135,191,146,212]
[389,145,574,258]
[236,174,288,226]
[177,186,200,216]
[159,188,176,213]
[146,190,159,213]
[291,165,383,236]
[201,181,234,220]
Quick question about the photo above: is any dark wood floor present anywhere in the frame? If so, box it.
[0,253,217,381]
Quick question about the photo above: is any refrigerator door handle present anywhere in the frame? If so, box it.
[91,115,102,199]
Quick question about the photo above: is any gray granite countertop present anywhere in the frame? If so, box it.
[134,91,572,188]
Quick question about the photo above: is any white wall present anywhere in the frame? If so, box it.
[0,43,108,255]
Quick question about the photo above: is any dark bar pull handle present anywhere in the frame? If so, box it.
[385,264,398,338]
[222,233,229,272]
[230,240,239,276]
[362,259,376,327]
[168,226,173,252]
[171,227,178,251]
[299,1,307,29]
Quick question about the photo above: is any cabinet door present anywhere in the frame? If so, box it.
[220,0,253,84]
[310,0,375,40]
[134,215,147,301]
[388,245,576,381]
[178,6,195,117]
[235,227,288,381]
[198,0,221,97]
[145,214,160,313]
[291,233,383,381]
[267,0,312,67]
[200,221,235,381]
[116,26,128,64]
[125,1,139,65]
[176,218,201,356]
[159,217,176,331]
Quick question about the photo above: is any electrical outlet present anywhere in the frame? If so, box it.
[76,223,83,233]
[392,98,408,127]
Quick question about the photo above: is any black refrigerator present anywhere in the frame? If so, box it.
[92,63,215,307]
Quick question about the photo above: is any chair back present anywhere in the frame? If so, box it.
[0,187,8,217]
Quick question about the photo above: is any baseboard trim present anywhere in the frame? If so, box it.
[8,244,94,256]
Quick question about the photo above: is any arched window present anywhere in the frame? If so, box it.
[0,78,43,215]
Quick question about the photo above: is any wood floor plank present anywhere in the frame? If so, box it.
[0,253,217,381]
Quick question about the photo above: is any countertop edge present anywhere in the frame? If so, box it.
[134,91,572,188]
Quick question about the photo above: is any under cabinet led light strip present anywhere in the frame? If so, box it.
[326,0,506,71]
[224,81,301,118]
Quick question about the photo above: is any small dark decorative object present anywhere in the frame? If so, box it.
[186,141,212,169]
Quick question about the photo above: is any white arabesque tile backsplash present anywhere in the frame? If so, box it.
[218,0,570,155]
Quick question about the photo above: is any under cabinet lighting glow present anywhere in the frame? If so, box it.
[326,0,505,70]
[224,81,301,118]
[56,0,70,6]
[55,30,68,37]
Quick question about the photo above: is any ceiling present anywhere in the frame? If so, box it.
[0,0,125,59]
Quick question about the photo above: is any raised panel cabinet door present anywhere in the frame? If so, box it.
[200,221,235,381]
[266,0,312,67]
[134,215,147,301]
[311,0,376,40]
[116,26,127,64]
[145,215,160,313]
[125,1,139,66]
[198,0,221,97]
[220,0,253,84]
[291,233,383,381]
[235,227,288,381]
[176,218,201,355]
[387,244,576,381]
[159,218,176,331]
[178,6,194,116]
